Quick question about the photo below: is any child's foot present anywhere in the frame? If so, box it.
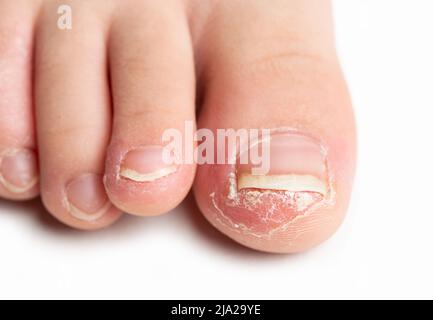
[0,0,356,253]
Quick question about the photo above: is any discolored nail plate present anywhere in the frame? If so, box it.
[119,146,177,182]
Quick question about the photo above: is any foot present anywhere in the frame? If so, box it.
[0,0,356,253]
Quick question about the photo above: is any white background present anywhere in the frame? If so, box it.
[1,0,432,299]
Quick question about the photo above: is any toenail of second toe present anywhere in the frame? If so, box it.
[119,146,178,183]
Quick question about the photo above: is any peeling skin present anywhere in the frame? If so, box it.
[211,184,335,240]
[209,129,336,239]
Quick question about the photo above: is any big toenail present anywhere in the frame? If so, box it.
[237,132,329,195]
[119,146,177,182]
[66,174,111,222]
[0,148,38,194]
[209,131,334,237]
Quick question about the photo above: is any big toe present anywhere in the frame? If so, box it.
[193,0,356,253]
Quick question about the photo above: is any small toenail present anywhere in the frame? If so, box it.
[119,146,177,182]
[0,148,38,194]
[65,174,111,222]
[237,132,329,195]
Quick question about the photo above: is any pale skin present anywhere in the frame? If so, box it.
[0,0,356,253]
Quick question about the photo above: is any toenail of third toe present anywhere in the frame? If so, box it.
[0,148,38,194]
[66,174,111,222]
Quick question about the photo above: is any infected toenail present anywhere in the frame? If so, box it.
[65,174,111,222]
[237,132,328,194]
[209,130,334,238]
[119,146,177,182]
[237,174,327,194]
[0,148,38,194]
